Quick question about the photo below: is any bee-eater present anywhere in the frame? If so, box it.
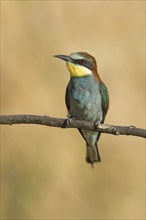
[54,52,109,165]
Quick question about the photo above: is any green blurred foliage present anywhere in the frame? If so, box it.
[1,1,145,219]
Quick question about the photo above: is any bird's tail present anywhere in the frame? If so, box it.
[86,144,101,165]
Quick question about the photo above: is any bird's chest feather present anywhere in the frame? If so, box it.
[68,76,102,120]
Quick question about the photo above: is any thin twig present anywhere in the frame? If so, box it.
[0,114,145,138]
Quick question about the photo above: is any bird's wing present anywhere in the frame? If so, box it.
[89,81,109,144]
[99,81,109,122]
[65,84,71,114]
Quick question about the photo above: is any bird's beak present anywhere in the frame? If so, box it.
[54,54,72,62]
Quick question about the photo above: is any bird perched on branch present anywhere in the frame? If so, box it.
[54,52,109,166]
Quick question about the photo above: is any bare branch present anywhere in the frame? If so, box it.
[0,114,145,138]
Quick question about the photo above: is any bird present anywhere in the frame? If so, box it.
[54,52,109,165]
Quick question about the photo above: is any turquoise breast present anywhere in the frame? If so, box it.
[68,75,103,122]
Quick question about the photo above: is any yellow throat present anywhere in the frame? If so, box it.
[66,62,92,77]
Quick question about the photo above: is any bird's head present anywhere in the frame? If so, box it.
[54,52,101,82]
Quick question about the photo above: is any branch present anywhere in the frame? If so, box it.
[0,114,145,138]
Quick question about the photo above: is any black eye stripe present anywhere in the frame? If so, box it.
[71,58,93,70]
[79,59,86,65]
[78,59,93,70]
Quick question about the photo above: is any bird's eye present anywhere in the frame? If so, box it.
[79,59,86,65]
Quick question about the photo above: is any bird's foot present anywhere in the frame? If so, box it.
[62,117,72,128]
[93,121,101,129]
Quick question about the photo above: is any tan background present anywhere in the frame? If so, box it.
[1,1,145,219]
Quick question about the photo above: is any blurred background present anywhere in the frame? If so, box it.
[1,1,145,219]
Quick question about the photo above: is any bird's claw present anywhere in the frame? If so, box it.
[62,117,72,128]
[94,121,101,129]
